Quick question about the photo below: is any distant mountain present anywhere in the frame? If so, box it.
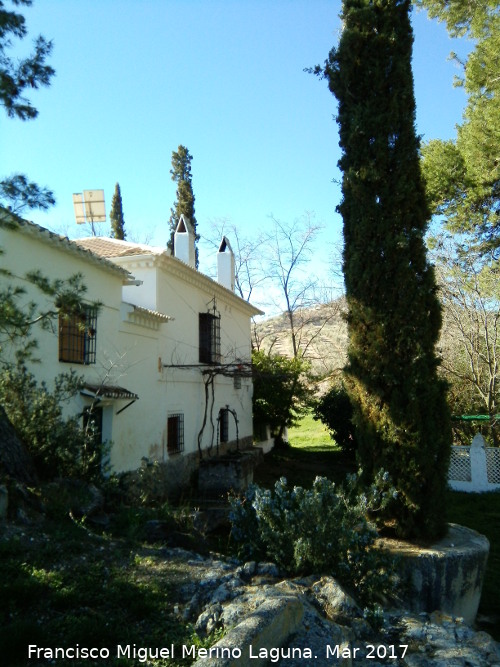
[252,297,348,383]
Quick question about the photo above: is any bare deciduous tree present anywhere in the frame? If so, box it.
[202,218,267,303]
[433,236,499,443]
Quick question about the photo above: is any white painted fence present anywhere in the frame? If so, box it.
[448,434,500,493]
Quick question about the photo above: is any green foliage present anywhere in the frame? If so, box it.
[0,0,55,121]
[168,144,199,267]
[317,0,452,540]
[414,0,497,38]
[0,175,55,213]
[0,365,107,481]
[109,182,126,240]
[113,461,179,508]
[419,2,500,256]
[0,1,55,213]
[252,349,312,441]
[0,220,106,482]
[0,254,97,364]
[229,473,398,610]
[314,384,357,456]
[0,519,207,667]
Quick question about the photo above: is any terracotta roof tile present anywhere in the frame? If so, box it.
[75,237,168,258]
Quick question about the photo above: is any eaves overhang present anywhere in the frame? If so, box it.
[121,302,173,329]
[115,253,264,318]
[0,208,133,283]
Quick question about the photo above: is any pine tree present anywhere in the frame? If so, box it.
[418,2,500,257]
[109,182,126,240]
[321,0,451,540]
[0,0,55,212]
[168,145,199,267]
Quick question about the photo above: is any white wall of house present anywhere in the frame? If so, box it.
[106,250,259,472]
[2,215,261,480]
[1,220,126,389]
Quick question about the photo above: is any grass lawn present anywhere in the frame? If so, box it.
[255,413,500,640]
[254,411,357,489]
[287,411,335,450]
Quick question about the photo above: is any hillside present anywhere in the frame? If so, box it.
[252,297,348,384]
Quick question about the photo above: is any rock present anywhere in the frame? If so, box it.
[235,561,256,579]
[212,578,244,603]
[311,576,361,623]
[157,550,500,667]
[196,603,224,635]
[43,479,104,518]
[256,562,280,577]
[194,595,304,667]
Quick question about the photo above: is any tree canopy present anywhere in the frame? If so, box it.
[0,0,55,212]
[168,145,199,267]
[419,1,500,256]
[0,0,54,120]
[110,182,126,240]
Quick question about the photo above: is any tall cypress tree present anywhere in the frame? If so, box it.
[168,145,199,267]
[109,182,126,240]
[321,0,451,540]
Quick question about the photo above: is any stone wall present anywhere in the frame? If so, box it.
[127,437,258,500]
[198,448,262,497]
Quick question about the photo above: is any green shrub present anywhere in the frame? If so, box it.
[252,349,312,441]
[0,365,108,482]
[314,384,357,456]
[229,473,398,610]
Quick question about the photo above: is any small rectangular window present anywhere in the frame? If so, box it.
[199,312,221,364]
[219,408,229,443]
[59,306,97,364]
[167,413,184,455]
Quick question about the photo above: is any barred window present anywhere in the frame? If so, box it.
[199,311,221,364]
[219,408,229,443]
[59,306,97,364]
[167,413,184,455]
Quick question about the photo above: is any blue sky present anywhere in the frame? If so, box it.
[3,0,471,292]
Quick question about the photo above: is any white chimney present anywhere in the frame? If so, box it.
[217,236,235,291]
[174,215,196,268]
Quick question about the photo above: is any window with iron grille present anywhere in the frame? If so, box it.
[219,408,229,443]
[199,311,221,364]
[59,306,97,364]
[167,413,184,455]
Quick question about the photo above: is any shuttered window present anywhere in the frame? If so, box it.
[199,312,221,364]
[219,408,229,443]
[59,306,97,364]
[167,413,184,455]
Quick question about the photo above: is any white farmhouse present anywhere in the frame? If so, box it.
[1,210,262,491]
